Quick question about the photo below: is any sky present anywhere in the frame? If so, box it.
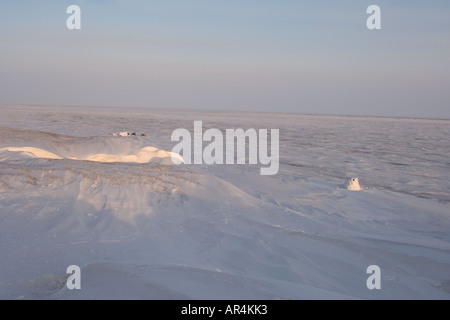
[0,0,449,118]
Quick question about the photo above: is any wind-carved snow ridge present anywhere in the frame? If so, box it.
[0,126,259,235]
[0,127,183,165]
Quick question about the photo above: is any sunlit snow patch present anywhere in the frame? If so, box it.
[0,147,63,160]
[0,128,183,165]
[0,145,183,165]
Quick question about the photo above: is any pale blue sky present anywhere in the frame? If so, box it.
[1,1,449,118]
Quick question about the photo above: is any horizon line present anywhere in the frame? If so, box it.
[1,103,449,122]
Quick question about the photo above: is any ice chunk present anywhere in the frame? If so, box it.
[345,178,362,191]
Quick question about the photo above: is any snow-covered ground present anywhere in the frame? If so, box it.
[0,104,449,299]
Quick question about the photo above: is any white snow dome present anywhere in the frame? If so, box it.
[345,178,362,191]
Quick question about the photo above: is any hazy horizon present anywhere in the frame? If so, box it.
[1,1,449,119]
[3,103,450,122]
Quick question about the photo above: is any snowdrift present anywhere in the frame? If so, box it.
[0,157,260,236]
[0,127,183,165]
